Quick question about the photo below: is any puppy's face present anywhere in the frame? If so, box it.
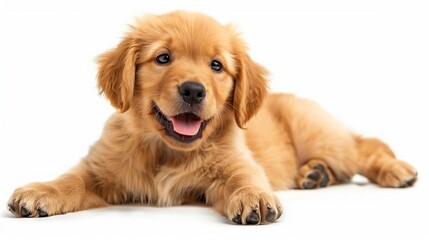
[137,13,236,149]
[97,12,268,151]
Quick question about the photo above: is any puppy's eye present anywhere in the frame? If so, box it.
[210,60,223,72]
[156,53,170,64]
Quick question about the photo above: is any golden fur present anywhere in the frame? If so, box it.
[8,11,417,224]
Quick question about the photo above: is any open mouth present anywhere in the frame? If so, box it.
[152,102,208,143]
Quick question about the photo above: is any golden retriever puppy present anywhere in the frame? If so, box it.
[7,11,417,224]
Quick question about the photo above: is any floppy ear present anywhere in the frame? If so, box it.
[233,53,269,128]
[97,36,140,112]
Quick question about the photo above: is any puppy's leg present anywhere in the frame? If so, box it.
[269,94,417,189]
[204,158,283,225]
[268,94,359,187]
[295,159,336,189]
[355,137,417,188]
[7,166,107,217]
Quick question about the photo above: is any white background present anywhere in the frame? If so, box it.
[1,0,428,239]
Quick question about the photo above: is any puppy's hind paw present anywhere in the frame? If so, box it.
[296,159,336,189]
[376,160,417,188]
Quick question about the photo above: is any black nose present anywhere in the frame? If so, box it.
[179,82,206,105]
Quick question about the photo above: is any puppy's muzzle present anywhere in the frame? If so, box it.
[179,82,206,105]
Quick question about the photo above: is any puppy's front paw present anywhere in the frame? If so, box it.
[7,182,64,217]
[377,160,417,188]
[226,188,283,225]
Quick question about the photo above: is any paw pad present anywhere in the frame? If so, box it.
[296,160,334,190]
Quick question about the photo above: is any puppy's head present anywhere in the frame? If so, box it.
[97,11,267,151]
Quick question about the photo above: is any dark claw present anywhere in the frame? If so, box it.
[246,208,260,225]
[303,181,316,189]
[38,208,48,217]
[232,214,242,224]
[406,178,416,186]
[307,171,321,181]
[265,204,276,222]
[21,206,31,217]
[8,203,16,213]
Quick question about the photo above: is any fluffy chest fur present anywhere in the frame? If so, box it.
[84,113,240,206]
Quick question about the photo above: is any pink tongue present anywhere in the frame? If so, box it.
[172,117,203,136]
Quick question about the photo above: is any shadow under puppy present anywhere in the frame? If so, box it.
[8,11,417,224]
